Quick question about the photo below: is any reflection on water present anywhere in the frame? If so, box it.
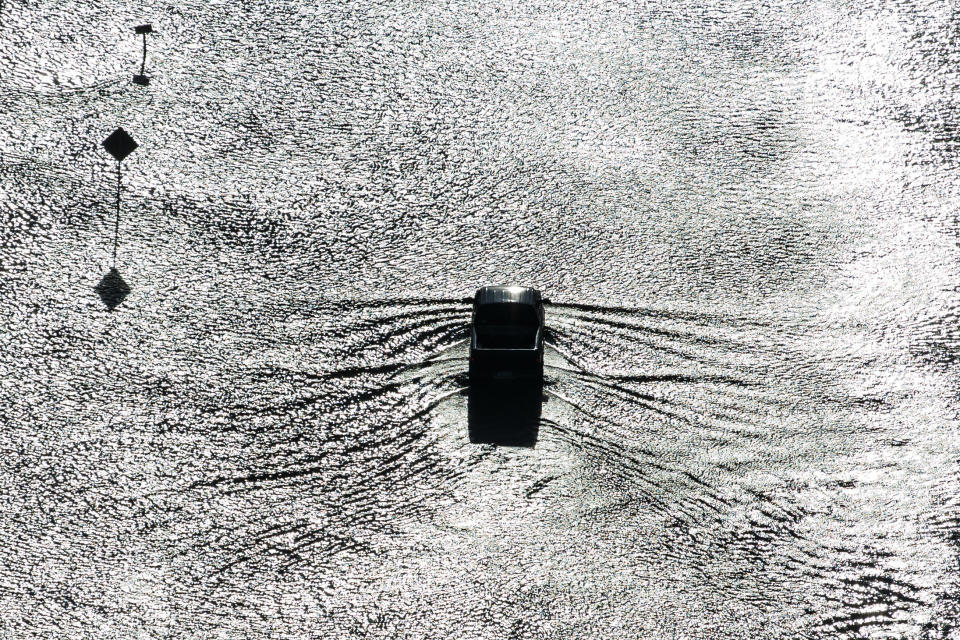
[468,378,543,448]
[94,267,130,310]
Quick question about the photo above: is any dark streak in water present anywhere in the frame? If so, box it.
[189,301,475,575]
[549,322,750,373]
[314,297,472,311]
[547,300,771,328]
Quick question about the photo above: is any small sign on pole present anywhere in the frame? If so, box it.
[133,24,154,86]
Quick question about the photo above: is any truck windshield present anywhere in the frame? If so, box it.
[474,304,539,349]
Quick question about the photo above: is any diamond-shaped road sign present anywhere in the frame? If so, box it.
[102,127,138,162]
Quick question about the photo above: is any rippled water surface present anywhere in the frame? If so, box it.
[4,0,960,637]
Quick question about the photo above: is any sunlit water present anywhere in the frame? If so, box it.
[3,0,960,637]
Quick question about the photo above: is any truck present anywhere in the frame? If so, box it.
[469,286,545,381]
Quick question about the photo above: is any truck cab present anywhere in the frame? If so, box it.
[469,286,545,380]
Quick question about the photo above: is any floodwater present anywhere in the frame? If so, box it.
[3,0,960,637]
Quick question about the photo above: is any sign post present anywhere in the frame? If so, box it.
[96,127,139,310]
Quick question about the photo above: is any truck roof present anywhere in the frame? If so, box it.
[474,286,542,307]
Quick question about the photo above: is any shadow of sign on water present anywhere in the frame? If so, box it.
[467,377,544,448]
[94,267,130,310]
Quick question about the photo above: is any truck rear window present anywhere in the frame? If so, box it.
[475,304,539,327]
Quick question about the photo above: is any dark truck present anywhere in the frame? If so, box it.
[469,286,545,380]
